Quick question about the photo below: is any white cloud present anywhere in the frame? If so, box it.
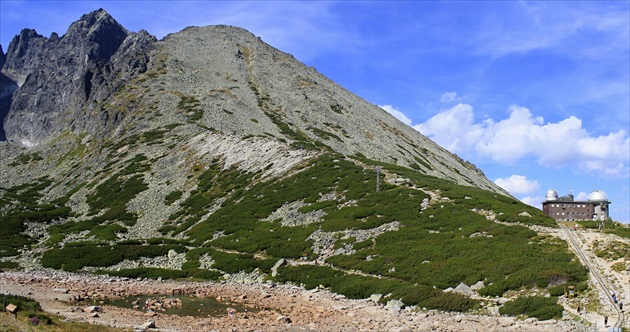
[575,192,589,201]
[440,92,458,103]
[380,105,412,126]
[414,103,483,153]
[415,104,630,178]
[494,175,540,195]
[520,196,543,208]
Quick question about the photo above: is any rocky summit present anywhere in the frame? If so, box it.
[0,8,599,328]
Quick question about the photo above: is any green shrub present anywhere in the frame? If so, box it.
[101,268,187,279]
[165,190,183,205]
[0,177,72,256]
[83,155,149,226]
[40,243,186,272]
[422,291,477,312]
[548,285,566,297]
[2,294,42,312]
[0,261,19,269]
[181,260,201,270]
[499,296,563,320]
[275,265,477,311]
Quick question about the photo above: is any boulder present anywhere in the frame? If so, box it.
[496,297,509,305]
[276,315,292,324]
[470,280,485,290]
[453,282,474,296]
[498,317,514,327]
[369,294,383,303]
[141,320,156,329]
[385,299,404,312]
[271,258,286,277]
[420,198,430,209]
[83,306,100,313]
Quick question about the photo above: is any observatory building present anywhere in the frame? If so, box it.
[542,189,611,221]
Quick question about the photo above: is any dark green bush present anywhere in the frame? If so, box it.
[40,243,186,272]
[164,190,183,205]
[181,260,201,270]
[2,294,42,312]
[275,265,477,311]
[0,177,72,256]
[499,296,563,320]
[548,285,566,296]
[0,261,19,269]
[83,155,149,226]
[101,268,186,279]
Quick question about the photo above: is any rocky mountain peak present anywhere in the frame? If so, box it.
[0,44,5,69]
[64,8,128,61]
[1,9,155,146]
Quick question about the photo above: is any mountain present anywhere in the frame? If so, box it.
[0,9,587,315]
[2,9,155,146]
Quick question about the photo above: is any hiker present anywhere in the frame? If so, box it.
[227,308,234,318]
[577,306,580,315]
[620,302,623,311]
[604,316,608,326]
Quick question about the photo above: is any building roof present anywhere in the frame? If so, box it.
[545,188,558,201]
[587,190,609,202]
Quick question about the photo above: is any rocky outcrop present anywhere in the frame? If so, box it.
[1,8,156,146]
[0,45,15,141]
[0,45,5,68]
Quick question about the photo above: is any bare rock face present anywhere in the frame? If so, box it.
[1,8,509,196]
[1,8,156,146]
[0,45,16,141]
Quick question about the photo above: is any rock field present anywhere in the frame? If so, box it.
[1,270,588,332]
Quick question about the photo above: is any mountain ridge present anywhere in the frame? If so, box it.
[0,9,503,194]
[2,8,155,146]
[0,9,594,321]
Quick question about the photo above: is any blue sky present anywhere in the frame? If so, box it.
[1,1,629,223]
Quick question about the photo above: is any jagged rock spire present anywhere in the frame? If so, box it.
[2,8,155,146]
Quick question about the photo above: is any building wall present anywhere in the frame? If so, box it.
[543,201,596,221]
[542,201,610,221]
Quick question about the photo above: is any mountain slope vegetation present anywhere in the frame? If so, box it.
[0,9,588,315]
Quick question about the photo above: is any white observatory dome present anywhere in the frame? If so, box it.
[587,190,609,202]
[545,188,558,201]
